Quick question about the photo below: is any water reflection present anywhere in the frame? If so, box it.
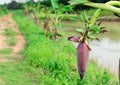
[90,38,120,76]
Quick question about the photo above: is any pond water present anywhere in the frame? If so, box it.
[62,21,120,77]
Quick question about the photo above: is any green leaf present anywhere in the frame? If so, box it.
[69,17,77,21]
[36,2,41,11]
[50,0,58,10]
[88,35,96,40]
[60,5,73,14]
[90,25,101,34]
[69,0,86,5]
[56,23,62,29]
[83,11,88,22]
[79,14,85,22]
[79,11,88,23]
[76,28,84,33]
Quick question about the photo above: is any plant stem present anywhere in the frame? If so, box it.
[106,1,120,7]
[84,2,120,14]
[70,1,120,14]
[88,1,120,27]
[82,30,88,43]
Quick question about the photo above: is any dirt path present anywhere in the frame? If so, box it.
[0,13,25,52]
[0,14,25,84]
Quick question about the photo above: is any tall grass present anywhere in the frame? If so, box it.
[13,10,118,85]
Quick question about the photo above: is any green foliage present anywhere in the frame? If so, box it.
[89,24,101,34]
[79,11,88,23]
[0,9,11,17]
[7,1,21,10]
[42,2,73,39]
[12,10,118,85]
[0,48,12,54]
[76,28,84,34]
[87,35,96,40]
[75,9,108,41]
[50,0,58,10]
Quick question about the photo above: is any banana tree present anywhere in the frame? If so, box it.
[33,2,41,26]
[43,0,73,40]
[68,0,120,80]
[23,1,41,25]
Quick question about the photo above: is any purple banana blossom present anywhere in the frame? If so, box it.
[68,36,89,80]
[68,36,80,42]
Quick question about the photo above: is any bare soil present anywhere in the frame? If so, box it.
[0,13,25,62]
[0,79,4,84]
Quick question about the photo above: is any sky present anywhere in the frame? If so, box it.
[0,0,11,4]
[0,0,41,5]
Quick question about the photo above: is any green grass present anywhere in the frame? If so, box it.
[0,48,12,55]
[11,10,118,85]
[4,28,17,46]
[0,9,11,17]
[0,62,45,85]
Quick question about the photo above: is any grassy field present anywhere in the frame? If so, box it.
[0,10,118,85]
